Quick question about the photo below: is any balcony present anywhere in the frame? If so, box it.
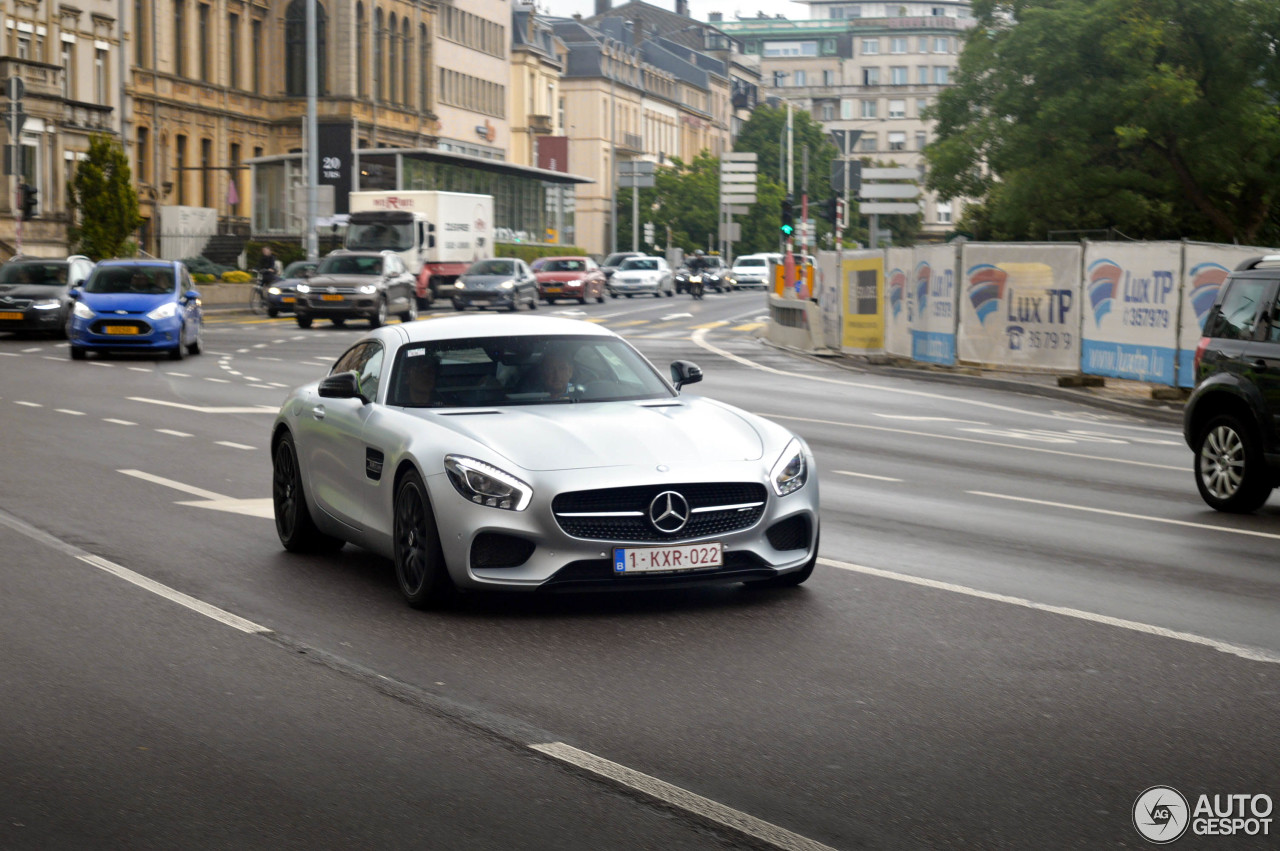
[528,114,553,135]
[618,132,644,154]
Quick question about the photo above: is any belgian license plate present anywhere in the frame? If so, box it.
[472,299,490,307]
[614,542,723,574]
[321,294,344,301]
[546,287,562,294]
[282,296,296,303]
[104,325,139,335]
[0,311,23,320]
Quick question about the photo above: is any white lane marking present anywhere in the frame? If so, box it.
[271,340,288,345]
[0,351,19,357]
[253,343,268,348]
[763,412,1184,471]
[244,376,262,382]
[78,554,270,634]
[256,356,282,362]
[56,409,86,416]
[691,329,1170,433]
[103,418,136,426]
[89,361,113,367]
[820,557,1280,664]
[874,414,988,424]
[833,470,903,482]
[43,356,63,361]
[216,441,256,450]
[205,377,231,384]
[14,400,41,407]
[968,490,1280,541]
[250,384,279,390]
[228,370,243,376]
[128,397,277,414]
[155,428,193,437]
[118,469,274,518]
[661,312,694,321]
[530,742,838,851]
[128,367,151,373]
[21,347,41,353]
[165,372,191,377]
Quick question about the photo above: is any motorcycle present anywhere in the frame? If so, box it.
[688,273,704,300]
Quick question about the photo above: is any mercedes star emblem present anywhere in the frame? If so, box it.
[648,491,690,534]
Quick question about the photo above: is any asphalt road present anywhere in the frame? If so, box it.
[1,289,1276,849]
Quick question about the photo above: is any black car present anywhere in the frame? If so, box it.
[265,260,318,316]
[294,250,417,328]
[0,255,94,337]
[1183,254,1280,512]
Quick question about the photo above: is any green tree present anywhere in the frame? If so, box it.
[927,0,1280,244]
[67,134,142,260]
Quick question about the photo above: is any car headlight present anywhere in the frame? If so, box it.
[267,286,282,295]
[32,298,61,309]
[499,280,515,289]
[296,283,311,293]
[455,281,466,289]
[690,275,702,282]
[148,302,178,320]
[73,301,94,319]
[770,438,808,496]
[567,280,582,287]
[444,455,532,511]
[358,284,377,294]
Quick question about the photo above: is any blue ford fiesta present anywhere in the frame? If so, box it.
[67,259,203,360]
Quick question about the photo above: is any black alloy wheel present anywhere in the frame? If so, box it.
[273,432,343,552]
[297,315,313,329]
[393,471,456,608]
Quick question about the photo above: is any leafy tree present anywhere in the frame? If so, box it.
[927,0,1280,244]
[67,134,142,260]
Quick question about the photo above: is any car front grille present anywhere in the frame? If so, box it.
[89,318,152,336]
[553,482,767,542]
[0,298,33,310]
[541,551,775,591]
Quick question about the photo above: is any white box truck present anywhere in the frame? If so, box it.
[346,191,494,307]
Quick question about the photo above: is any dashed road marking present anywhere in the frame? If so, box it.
[833,470,903,482]
[216,441,256,450]
[155,428,193,437]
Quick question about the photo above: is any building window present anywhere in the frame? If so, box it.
[889,99,906,118]
[230,143,241,214]
[763,40,817,58]
[773,70,786,87]
[137,127,149,182]
[388,13,398,104]
[201,137,212,206]
[891,37,908,54]
[919,36,930,53]
[933,66,950,85]
[934,38,950,53]
[888,131,906,151]
[861,38,879,54]
[840,98,854,120]
[861,99,877,118]
[199,4,210,81]
[96,49,108,104]
[860,134,876,152]
[375,9,384,101]
[863,67,879,86]
[252,19,262,93]
[286,0,327,96]
[916,98,929,115]
[891,66,907,85]
[135,0,148,66]
[916,131,927,150]
[821,102,835,120]
[402,19,411,107]
[173,0,185,75]
[419,23,429,111]
[822,69,835,86]
[793,70,805,87]
[937,200,952,223]
[228,13,240,89]
[918,66,929,85]
[357,4,367,97]
[62,41,74,100]
[175,134,187,204]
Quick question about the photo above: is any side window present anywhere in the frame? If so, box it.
[331,342,368,376]
[358,344,385,400]
[1208,279,1270,340]
[1267,286,1280,344]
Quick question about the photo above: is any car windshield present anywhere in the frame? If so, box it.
[603,253,636,267]
[0,263,68,286]
[318,255,383,276]
[85,266,174,295]
[283,261,316,278]
[345,222,414,251]
[619,258,658,271]
[736,258,766,268]
[387,334,674,408]
[468,260,516,276]
[542,259,587,272]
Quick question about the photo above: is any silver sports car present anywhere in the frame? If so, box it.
[271,315,820,607]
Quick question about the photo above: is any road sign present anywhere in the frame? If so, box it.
[862,166,918,180]
[859,183,921,200]
[6,103,27,139]
[643,221,654,244]
[6,76,24,102]
[721,194,757,204]
[718,222,741,242]
[722,152,758,162]
[828,129,862,156]
[860,201,921,214]
[620,160,655,175]
[726,205,750,215]
[831,160,863,194]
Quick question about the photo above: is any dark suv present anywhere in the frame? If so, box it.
[1183,255,1280,512]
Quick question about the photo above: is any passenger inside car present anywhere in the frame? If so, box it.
[404,353,438,406]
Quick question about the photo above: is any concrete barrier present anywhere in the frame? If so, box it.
[766,294,825,350]
[192,282,254,310]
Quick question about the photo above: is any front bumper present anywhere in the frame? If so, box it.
[68,313,185,350]
[297,295,378,318]
[426,461,820,593]
[454,289,519,309]
[0,304,65,333]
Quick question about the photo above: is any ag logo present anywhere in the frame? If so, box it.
[1134,786,1189,843]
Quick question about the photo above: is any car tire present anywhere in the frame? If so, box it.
[331,317,346,327]
[401,295,418,324]
[267,307,279,318]
[625,293,633,298]
[186,326,202,355]
[597,293,605,304]
[609,292,618,299]
[168,334,186,361]
[69,345,86,360]
[296,316,313,329]
[273,432,343,553]
[393,470,456,609]
[370,299,387,328]
[453,299,465,311]
[1194,414,1273,513]
[528,295,538,310]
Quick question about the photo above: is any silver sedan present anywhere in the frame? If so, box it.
[271,315,820,608]
[608,256,675,298]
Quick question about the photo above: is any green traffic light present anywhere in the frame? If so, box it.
[780,224,794,236]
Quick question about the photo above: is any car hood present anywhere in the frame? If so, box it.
[614,269,663,279]
[424,397,765,471]
[0,283,68,299]
[80,291,175,312]
[536,272,589,283]
[461,274,515,287]
[308,274,380,288]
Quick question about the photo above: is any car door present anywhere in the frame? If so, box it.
[301,340,385,531]
[1245,281,1280,445]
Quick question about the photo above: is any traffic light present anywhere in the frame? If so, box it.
[18,183,37,221]
[780,196,794,237]
[818,197,838,223]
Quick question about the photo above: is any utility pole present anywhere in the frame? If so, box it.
[784,102,795,294]
[305,0,319,261]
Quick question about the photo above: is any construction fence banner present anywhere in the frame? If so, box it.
[834,250,884,353]
[1079,242,1182,385]
[910,244,958,365]
[1175,242,1275,387]
[883,248,913,358]
[958,243,1082,371]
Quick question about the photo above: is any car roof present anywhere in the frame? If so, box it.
[383,314,619,346]
[95,259,180,269]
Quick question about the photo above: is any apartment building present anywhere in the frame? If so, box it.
[720,0,973,237]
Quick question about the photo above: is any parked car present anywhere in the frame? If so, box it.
[1183,254,1280,512]
[609,256,674,298]
[453,258,539,311]
[66,259,202,360]
[729,253,780,290]
[535,256,606,304]
[675,253,731,294]
[269,314,820,608]
[599,251,643,283]
[0,254,94,337]
[264,259,317,316]
[294,250,417,328]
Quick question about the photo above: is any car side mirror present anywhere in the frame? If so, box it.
[184,289,201,301]
[68,287,82,299]
[318,371,369,404]
[670,360,703,391]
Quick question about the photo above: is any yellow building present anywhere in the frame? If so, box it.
[508,5,562,170]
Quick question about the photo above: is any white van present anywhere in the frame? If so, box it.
[729,253,781,289]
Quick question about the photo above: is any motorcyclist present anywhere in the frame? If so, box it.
[687,250,707,300]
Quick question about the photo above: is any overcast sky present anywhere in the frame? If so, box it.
[544,0,814,24]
